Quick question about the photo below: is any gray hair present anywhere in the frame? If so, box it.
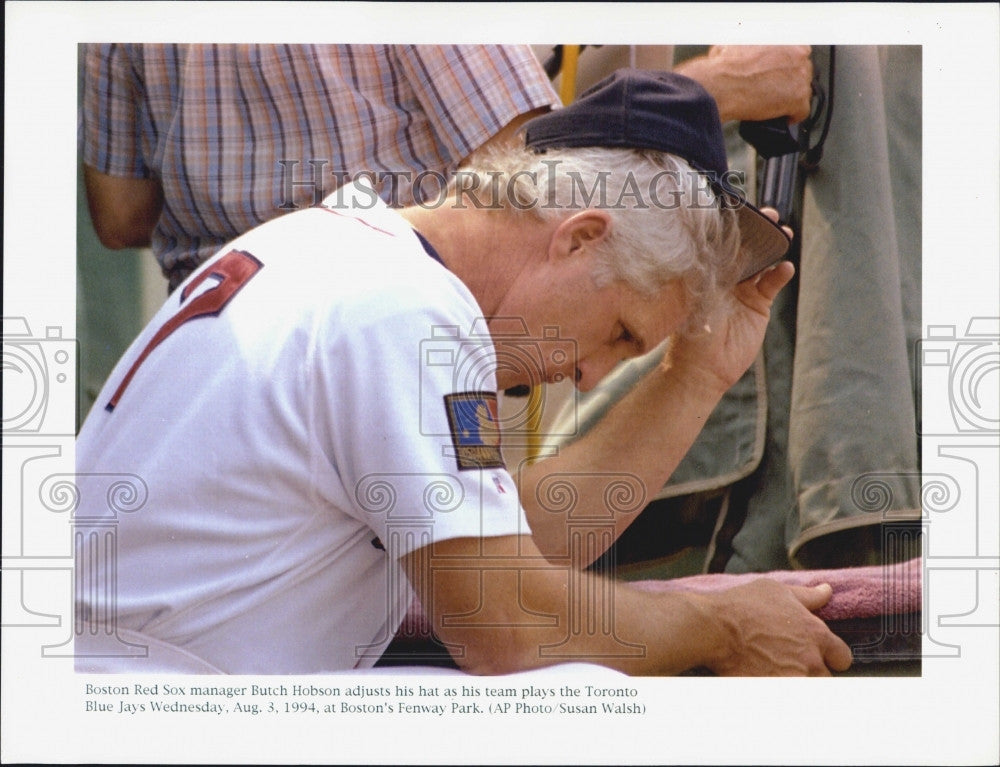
[455,144,742,330]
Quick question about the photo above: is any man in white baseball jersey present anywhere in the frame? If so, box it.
[75,70,852,676]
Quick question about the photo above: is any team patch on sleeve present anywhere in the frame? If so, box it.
[443,392,505,471]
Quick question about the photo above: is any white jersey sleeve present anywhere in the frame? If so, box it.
[307,228,529,560]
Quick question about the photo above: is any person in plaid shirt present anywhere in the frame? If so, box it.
[81,44,558,292]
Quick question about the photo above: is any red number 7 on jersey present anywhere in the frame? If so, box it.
[105,250,263,411]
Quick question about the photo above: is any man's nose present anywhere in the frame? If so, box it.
[575,351,624,392]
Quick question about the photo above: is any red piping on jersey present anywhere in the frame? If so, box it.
[315,205,397,238]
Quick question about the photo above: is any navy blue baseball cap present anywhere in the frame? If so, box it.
[523,68,790,281]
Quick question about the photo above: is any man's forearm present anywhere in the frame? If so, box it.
[83,164,163,250]
[673,46,813,124]
[403,533,724,676]
[518,260,795,563]
[403,533,851,676]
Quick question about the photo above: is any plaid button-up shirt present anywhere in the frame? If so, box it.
[81,43,558,289]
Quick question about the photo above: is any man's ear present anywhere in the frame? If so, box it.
[549,209,612,260]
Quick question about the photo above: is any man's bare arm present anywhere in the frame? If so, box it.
[519,262,795,562]
[401,532,852,676]
[83,164,163,249]
[674,45,813,124]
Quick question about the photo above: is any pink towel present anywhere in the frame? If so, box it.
[628,557,922,622]
[399,557,922,635]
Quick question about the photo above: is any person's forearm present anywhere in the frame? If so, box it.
[83,165,163,249]
[404,534,850,676]
[517,346,728,562]
[403,534,728,676]
[673,46,813,124]
[519,260,796,563]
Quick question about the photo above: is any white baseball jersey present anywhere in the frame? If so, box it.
[75,184,529,673]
